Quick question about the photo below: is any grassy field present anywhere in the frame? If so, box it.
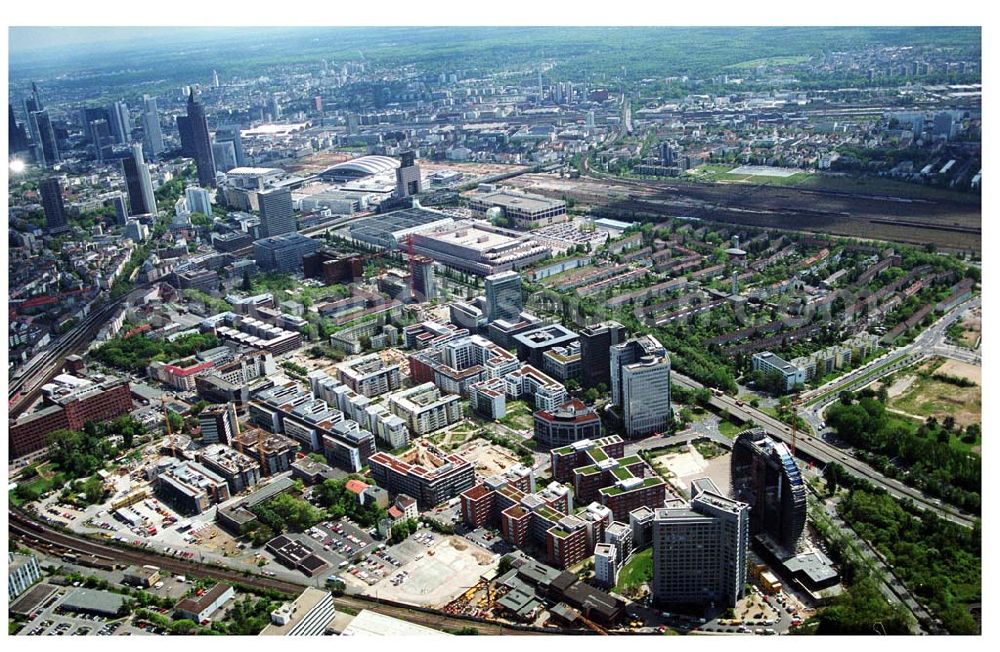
[615,547,653,593]
[716,417,749,439]
[10,461,65,506]
[686,165,812,187]
[684,164,982,206]
[498,400,535,431]
[726,54,811,69]
[889,372,981,429]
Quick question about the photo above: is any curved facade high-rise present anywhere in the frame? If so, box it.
[730,428,807,552]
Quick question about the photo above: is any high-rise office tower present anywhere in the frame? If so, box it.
[88,119,114,162]
[268,94,281,120]
[9,104,30,153]
[579,321,627,389]
[212,140,238,173]
[23,97,40,144]
[730,428,807,553]
[185,186,212,217]
[258,187,295,238]
[652,477,749,609]
[31,110,59,166]
[411,255,436,302]
[109,100,131,144]
[142,95,165,158]
[611,334,671,437]
[198,404,238,445]
[186,89,217,187]
[484,271,523,323]
[212,69,220,88]
[660,141,674,166]
[39,177,69,233]
[122,142,157,216]
[214,124,245,167]
[346,113,359,135]
[395,150,423,199]
[176,114,195,157]
[30,81,43,111]
[109,193,128,225]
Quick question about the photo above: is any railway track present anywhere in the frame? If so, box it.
[9,510,554,635]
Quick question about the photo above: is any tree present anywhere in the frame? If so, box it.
[170,619,198,635]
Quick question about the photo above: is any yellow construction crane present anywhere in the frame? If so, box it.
[163,397,172,436]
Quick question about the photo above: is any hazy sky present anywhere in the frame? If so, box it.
[8,27,279,55]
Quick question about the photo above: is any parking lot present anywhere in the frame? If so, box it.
[16,584,139,637]
[460,525,514,556]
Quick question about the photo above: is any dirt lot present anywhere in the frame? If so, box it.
[188,523,242,556]
[956,307,982,349]
[889,359,981,428]
[652,446,733,496]
[454,439,523,478]
[937,359,981,385]
[365,535,497,607]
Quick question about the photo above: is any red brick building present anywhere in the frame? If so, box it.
[10,380,133,459]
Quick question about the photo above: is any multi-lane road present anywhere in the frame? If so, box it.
[671,357,977,527]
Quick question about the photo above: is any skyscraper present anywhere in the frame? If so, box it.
[142,95,165,158]
[730,428,807,553]
[9,104,30,153]
[109,193,128,225]
[212,140,238,174]
[122,142,157,216]
[611,334,671,437]
[652,478,749,609]
[39,177,69,233]
[579,321,627,389]
[258,187,295,238]
[395,150,423,198]
[185,186,212,217]
[176,115,195,156]
[186,90,217,187]
[23,97,40,144]
[214,124,245,167]
[31,110,59,166]
[109,100,131,144]
[411,255,436,302]
[30,81,43,111]
[268,94,281,120]
[212,69,220,88]
[484,271,523,323]
[87,119,114,163]
[660,141,674,166]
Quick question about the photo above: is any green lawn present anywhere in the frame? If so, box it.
[615,547,653,593]
[726,54,811,69]
[716,418,747,439]
[498,400,535,430]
